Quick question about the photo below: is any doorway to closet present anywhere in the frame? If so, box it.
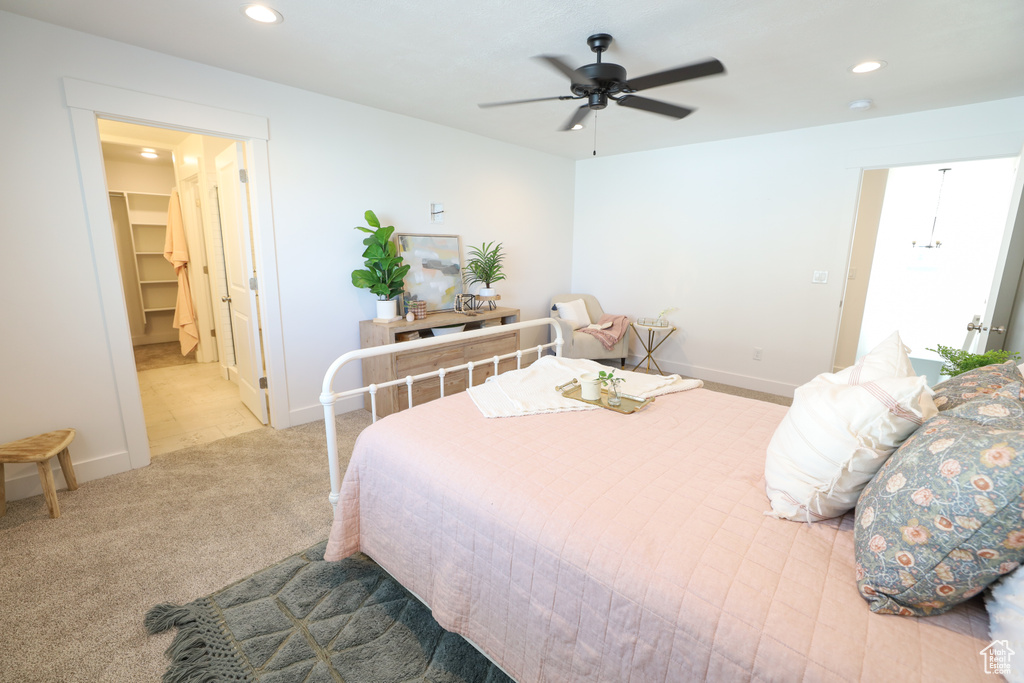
[99,119,267,455]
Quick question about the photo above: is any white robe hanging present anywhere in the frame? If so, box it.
[163,190,199,355]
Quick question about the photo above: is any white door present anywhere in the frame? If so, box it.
[216,143,268,424]
[977,145,1024,352]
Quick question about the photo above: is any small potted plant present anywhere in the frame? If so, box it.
[463,241,506,297]
[350,210,410,320]
[598,369,625,407]
[927,344,1021,377]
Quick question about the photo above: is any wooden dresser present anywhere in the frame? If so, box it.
[359,307,521,416]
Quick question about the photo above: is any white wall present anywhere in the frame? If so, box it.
[0,11,574,499]
[573,97,1024,396]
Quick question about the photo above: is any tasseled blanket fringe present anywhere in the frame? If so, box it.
[145,601,252,683]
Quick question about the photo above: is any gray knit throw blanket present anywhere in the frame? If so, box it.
[145,542,512,683]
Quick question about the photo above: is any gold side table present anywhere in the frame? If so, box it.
[631,322,676,374]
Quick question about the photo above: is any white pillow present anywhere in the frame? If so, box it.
[554,299,591,330]
[829,330,916,384]
[987,568,1024,683]
[764,332,937,522]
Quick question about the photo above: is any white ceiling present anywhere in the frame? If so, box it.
[5,0,1024,160]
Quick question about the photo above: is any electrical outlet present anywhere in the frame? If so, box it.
[753,347,763,361]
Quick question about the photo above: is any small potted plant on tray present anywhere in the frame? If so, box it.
[351,210,410,320]
[463,241,506,297]
[598,369,625,407]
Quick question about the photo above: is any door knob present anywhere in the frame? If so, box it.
[967,322,984,331]
[221,296,232,303]
[991,325,1006,334]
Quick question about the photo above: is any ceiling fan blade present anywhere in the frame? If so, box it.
[478,95,570,108]
[561,104,592,131]
[625,58,725,92]
[535,55,596,86]
[616,95,694,120]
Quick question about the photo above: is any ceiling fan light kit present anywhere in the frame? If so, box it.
[479,33,725,132]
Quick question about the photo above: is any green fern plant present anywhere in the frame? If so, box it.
[462,241,506,289]
[927,344,1021,377]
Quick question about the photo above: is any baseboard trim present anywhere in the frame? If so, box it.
[290,395,366,426]
[627,356,798,398]
[3,449,133,503]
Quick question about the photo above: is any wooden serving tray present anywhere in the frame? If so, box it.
[555,379,654,415]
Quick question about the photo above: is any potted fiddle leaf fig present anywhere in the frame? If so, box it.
[463,241,506,296]
[351,210,410,320]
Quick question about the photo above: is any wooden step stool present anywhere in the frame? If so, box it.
[0,429,78,519]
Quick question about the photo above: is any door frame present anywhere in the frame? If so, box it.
[64,78,290,470]
[832,134,1024,373]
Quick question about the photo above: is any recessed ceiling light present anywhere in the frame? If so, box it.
[571,124,584,131]
[848,99,874,112]
[850,60,886,74]
[141,148,158,159]
[242,4,283,24]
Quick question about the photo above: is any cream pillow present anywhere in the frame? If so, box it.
[764,332,937,522]
[554,299,591,330]
[829,330,916,384]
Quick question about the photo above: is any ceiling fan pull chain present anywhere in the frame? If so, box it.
[593,113,598,156]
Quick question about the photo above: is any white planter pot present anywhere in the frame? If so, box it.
[479,287,496,297]
[376,299,397,320]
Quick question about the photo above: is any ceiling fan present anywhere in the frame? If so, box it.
[479,33,726,131]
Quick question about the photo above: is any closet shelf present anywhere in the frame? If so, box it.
[115,191,172,325]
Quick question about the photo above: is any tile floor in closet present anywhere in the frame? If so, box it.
[135,343,265,455]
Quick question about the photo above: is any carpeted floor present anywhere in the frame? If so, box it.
[0,412,371,683]
[0,378,789,683]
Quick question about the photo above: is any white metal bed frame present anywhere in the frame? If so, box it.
[320,317,564,509]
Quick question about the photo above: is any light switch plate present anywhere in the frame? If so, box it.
[429,202,444,224]
[812,270,829,284]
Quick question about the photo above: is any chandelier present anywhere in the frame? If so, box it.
[912,167,950,249]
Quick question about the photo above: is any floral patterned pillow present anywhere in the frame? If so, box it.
[932,360,1024,412]
[854,385,1024,616]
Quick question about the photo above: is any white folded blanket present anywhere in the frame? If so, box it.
[467,355,703,418]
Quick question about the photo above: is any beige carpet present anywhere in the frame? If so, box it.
[0,411,371,683]
[0,379,789,683]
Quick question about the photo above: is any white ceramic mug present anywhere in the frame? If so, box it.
[579,372,601,401]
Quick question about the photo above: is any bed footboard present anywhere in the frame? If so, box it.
[320,317,563,509]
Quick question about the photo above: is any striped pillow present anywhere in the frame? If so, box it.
[765,374,938,522]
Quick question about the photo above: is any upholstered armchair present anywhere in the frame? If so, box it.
[549,294,630,367]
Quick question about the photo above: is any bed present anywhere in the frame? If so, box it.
[320,319,993,682]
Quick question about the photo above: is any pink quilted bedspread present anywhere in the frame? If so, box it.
[325,389,993,682]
